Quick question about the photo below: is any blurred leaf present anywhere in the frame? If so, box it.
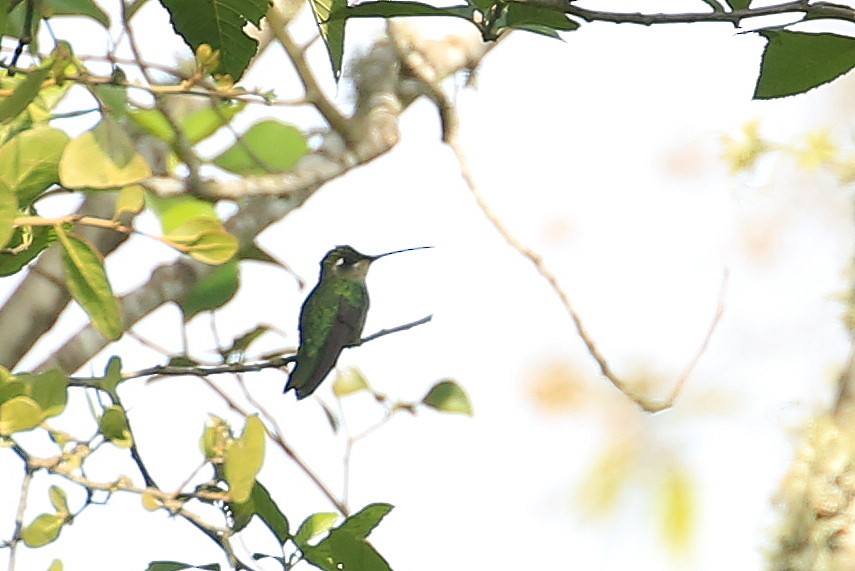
[0,67,51,124]
[228,481,290,542]
[48,486,69,516]
[59,130,151,189]
[0,223,55,276]
[164,216,238,265]
[141,491,162,511]
[422,380,473,415]
[201,415,232,461]
[100,356,124,397]
[99,405,132,447]
[726,0,749,10]
[147,194,218,234]
[658,463,695,553]
[293,512,339,547]
[0,127,69,206]
[182,101,246,144]
[46,560,63,571]
[28,369,68,417]
[41,0,110,26]
[180,260,239,321]
[56,229,123,340]
[224,415,266,503]
[127,109,174,143]
[93,116,136,167]
[159,0,267,80]
[333,366,370,397]
[21,513,66,547]
[220,324,271,362]
[0,395,42,434]
[0,185,17,250]
[114,185,145,220]
[578,441,635,517]
[213,120,308,175]
[146,563,220,571]
[755,30,855,99]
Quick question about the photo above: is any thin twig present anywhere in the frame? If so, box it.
[7,465,33,571]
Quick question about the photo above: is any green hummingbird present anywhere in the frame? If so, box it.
[285,245,431,399]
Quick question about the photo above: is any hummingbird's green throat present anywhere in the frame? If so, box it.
[285,245,432,400]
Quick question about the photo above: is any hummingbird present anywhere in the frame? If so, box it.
[285,245,431,399]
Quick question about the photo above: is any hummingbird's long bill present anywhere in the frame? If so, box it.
[370,246,433,260]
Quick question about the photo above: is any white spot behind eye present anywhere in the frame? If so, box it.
[335,258,344,266]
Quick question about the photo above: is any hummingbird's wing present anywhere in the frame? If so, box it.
[286,294,366,399]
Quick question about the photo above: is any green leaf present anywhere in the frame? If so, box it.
[0,127,69,206]
[301,504,394,571]
[101,356,124,397]
[0,224,55,276]
[0,185,17,250]
[755,30,855,99]
[164,216,238,265]
[99,405,133,447]
[18,369,68,418]
[503,2,578,35]
[41,0,110,26]
[158,0,268,80]
[338,1,474,20]
[48,486,69,516]
[127,108,174,143]
[147,194,218,234]
[422,380,473,415]
[224,415,266,503]
[228,480,290,542]
[47,559,63,571]
[0,67,51,124]
[179,260,239,321]
[21,513,66,547]
[332,366,370,397]
[310,0,347,79]
[182,101,246,144]
[0,395,43,434]
[146,563,220,571]
[724,0,747,10]
[114,185,145,220]
[93,116,136,168]
[293,512,340,547]
[220,324,271,362]
[56,228,123,340]
[59,130,151,189]
[213,120,308,175]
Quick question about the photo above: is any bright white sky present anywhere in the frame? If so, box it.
[2,1,854,570]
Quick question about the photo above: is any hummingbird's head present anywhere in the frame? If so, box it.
[320,245,433,279]
[321,245,374,279]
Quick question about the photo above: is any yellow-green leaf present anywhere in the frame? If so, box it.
[147,194,217,234]
[21,513,66,547]
[24,368,68,418]
[47,559,63,571]
[0,127,69,206]
[59,131,151,189]
[180,260,239,321]
[182,101,246,144]
[421,380,473,416]
[0,185,17,249]
[56,228,123,340]
[200,415,232,461]
[0,395,42,435]
[0,66,51,123]
[293,512,340,546]
[48,486,69,516]
[333,366,370,397]
[99,405,132,447]
[165,216,238,265]
[214,120,308,175]
[114,185,145,220]
[224,415,265,503]
[659,463,695,553]
[93,116,136,168]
